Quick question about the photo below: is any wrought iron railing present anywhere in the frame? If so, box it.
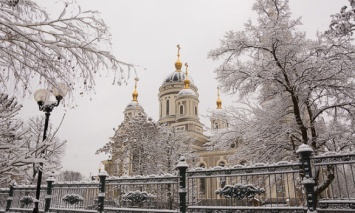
[49,181,99,211]
[104,174,180,212]
[10,185,46,212]
[0,188,9,212]
[2,146,355,213]
[311,152,355,211]
[186,162,305,212]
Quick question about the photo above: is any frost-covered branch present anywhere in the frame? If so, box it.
[0,0,133,96]
[97,113,195,176]
[208,0,355,163]
[0,93,66,186]
[326,0,355,37]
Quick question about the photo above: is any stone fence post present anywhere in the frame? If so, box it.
[176,156,188,213]
[44,175,55,212]
[98,171,108,213]
[296,144,317,212]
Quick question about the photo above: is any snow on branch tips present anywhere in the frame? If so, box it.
[208,0,355,164]
[0,0,134,97]
[327,0,355,37]
[0,93,66,186]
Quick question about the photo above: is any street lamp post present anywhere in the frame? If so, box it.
[32,83,68,213]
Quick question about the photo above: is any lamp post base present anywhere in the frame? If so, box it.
[33,205,39,213]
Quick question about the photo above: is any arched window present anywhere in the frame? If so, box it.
[194,106,198,115]
[180,105,184,115]
[218,161,225,167]
[214,122,219,129]
[166,100,169,115]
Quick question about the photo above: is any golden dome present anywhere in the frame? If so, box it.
[216,86,222,109]
[175,44,182,71]
[132,78,139,101]
[184,63,190,88]
[178,63,197,98]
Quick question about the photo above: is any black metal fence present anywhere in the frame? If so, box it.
[1,170,181,213]
[312,152,355,211]
[1,145,355,213]
[0,188,9,212]
[104,175,180,212]
[49,182,99,211]
[10,185,46,212]
[186,162,305,212]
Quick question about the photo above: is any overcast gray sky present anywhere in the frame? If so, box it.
[18,0,348,178]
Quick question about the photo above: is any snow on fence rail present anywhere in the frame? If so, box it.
[2,146,355,213]
[50,181,100,211]
[10,184,46,211]
[0,183,47,212]
[186,162,305,210]
[104,174,180,211]
[311,152,355,210]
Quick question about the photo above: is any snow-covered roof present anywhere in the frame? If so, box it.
[212,108,225,115]
[125,101,144,111]
[162,71,194,85]
[211,108,228,120]
[177,88,196,97]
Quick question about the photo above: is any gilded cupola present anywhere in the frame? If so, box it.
[125,77,144,111]
[162,45,194,85]
[177,62,196,97]
[132,77,138,102]
[175,44,182,71]
[216,86,222,109]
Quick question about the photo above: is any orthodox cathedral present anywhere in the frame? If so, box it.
[103,45,235,175]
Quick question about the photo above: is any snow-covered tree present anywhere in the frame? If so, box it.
[0,93,26,185]
[1,0,131,186]
[97,113,194,176]
[209,0,355,161]
[0,93,66,186]
[57,170,84,182]
[0,0,133,96]
[208,0,355,196]
[147,125,195,174]
[21,116,66,184]
[327,0,355,37]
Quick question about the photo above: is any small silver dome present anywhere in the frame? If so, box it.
[177,88,196,97]
[125,101,144,111]
[211,108,227,120]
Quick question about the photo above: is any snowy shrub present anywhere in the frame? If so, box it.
[62,194,84,205]
[20,196,34,205]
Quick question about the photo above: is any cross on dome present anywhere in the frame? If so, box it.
[175,44,182,71]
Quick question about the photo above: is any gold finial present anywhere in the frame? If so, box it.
[175,44,182,71]
[184,63,190,89]
[132,77,139,101]
[216,86,222,109]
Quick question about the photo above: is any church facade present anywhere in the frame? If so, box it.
[103,46,236,175]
